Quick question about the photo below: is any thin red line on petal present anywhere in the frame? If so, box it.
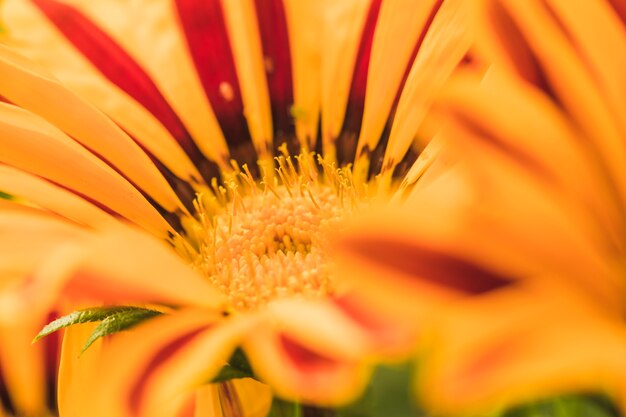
[128,329,205,416]
[255,0,296,154]
[32,0,211,174]
[364,0,444,178]
[344,237,513,295]
[175,0,257,165]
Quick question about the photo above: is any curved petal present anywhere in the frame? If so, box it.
[0,44,185,213]
[52,225,227,309]
[244,301,372,406]
[418,284,626,415]
[2,0,205,183]
[0,164,119,229]
[0,101,173,237]
[61,310,255,417]
[382,0,471,176]
[354,0,441,169]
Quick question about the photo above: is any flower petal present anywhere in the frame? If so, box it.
[0,164,119,229]
[65,310,254,417]
[0,101,174,237]
[0,43,185,214]
[355,0,442,170]
[59,226,227,309]
[382,0,471,176]
[2,0,205,183]
[418,284,626,414]
[244,301,372,405]
[320,0,372,157]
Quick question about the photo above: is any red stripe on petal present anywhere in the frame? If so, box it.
[128,329,204,416]
[338,0,382,164]
[332,294,416,353]
[175,0,257,164]
[608,0,626,26]
[32,0,212,175]
[255,0,297,153]
[344,238,513,295]
[279,335,339,374]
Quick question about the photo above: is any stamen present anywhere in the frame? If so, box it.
[189,151,367,311]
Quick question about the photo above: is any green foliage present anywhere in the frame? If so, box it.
[500,395,621,417]
[211,348,255,383]
[34,306,162,353]
[338,362,424,417]
[0,191,13,200]
[80,308,162,353]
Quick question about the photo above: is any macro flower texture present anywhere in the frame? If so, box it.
[332,0,626,415]
[0,0,473,416]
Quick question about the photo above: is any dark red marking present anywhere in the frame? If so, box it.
[255,0,296,154]
[338,0,383,165]
[175,0,257,166]
[608,0,626,26]
[33,0,213,179]
[129,328,205,415]
[344,237,513,295]
[279,335,339,374]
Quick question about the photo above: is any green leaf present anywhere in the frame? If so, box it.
[33,306,141,343]
[211,348,254,383]
[0,191,13,200]
[81,308,162,353]
[338,361,425,417]
[268,398,302,417]
[500,394,621,417]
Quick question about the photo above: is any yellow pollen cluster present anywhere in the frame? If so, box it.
[188,152,362,311]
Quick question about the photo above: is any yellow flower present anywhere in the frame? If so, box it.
[0,0,471,415]
[334,0,626,414]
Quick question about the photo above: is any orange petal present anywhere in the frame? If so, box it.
[0,164,119,229]
[244,303,371,406]
[70,310,254,417]
[0,44,186,214]
[0,101,173,237]
[2,0,205,183]
[383,0,471,176]
[59,225,227,309]
[418,283,626,415]
[355,0,441,165]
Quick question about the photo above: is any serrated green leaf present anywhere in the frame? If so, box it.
[33,306,140,343]
[81,308,162,353]
[211,348,254,383]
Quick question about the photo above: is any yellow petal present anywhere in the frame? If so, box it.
[482,0,626,210]
[79,310,251,417]
[2,0,205,183]
[54,0,231,165]
[320,0,372,156]
[355,0,440,162]
[221,0,273,158]
[419,283,626,414]
[244,306,371,406]
[0,318,48,416]
[62,225,228,309]
[0,164,118,229]
[437,70,625,248]
[382,0,471,175]
[0,102,173,237]
[0,44,185,213]
[282,0,323,149]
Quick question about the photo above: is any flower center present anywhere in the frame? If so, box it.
[186,151,363,311]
